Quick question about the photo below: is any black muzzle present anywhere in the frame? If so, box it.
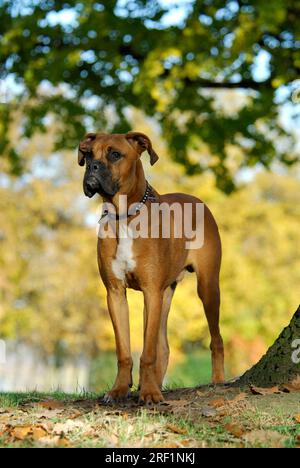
[83,158,119,198]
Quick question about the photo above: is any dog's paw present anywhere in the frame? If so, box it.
[103,386,130,404]
[139,384,164,405]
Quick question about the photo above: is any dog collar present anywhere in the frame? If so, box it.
[99,181,155,222]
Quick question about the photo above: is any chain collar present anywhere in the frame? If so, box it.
[99,181,155,222]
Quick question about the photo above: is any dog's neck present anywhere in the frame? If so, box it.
[103,161,147,216]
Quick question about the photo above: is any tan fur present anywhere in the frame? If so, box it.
[79,132,225,404]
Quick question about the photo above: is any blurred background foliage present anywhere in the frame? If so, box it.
[0,108,299,390]
[0,0,299,191]
[0,0,299,391]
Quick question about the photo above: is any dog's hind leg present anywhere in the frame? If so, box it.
[196,269,225,384]
[192,225,225,386]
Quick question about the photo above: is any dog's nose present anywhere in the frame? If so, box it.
[89,161,102,174]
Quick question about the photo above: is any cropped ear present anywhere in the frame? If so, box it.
[126,132,159,166]
[78,133,96,166]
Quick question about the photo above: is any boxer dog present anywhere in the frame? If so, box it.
[78,132,224,404]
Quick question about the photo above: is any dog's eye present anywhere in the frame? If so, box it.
[108,151,122,162]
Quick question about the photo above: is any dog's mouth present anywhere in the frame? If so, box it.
[85,189,97,199]
[84,178,119,199]
[84,179,98,198]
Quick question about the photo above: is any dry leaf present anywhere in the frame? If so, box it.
[244,430,285,448]
[32,426,48,441]
[34,409,65,419]
[9,425,32,440]
[106,433,119,447]
[38,400,65,410]
[155,442,182,449]
[165,399,191,416]
[224,423,245,438]
[201,406,217,418]
[208,398,226,408]
[39,435,71,447]
[294,414,300,423]
[181,439,194,447]
[7,424,49,441]
[229,392,248,404]
[218,409,229,417]
[250,384,281,395]
[53,419,86,434]
[166,424,188,435]
[281,376,300,393]
[68,410,83,420]
[0,414,13,422]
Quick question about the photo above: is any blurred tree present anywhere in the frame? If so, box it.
[0,0,299,191]
[0,109,299,378]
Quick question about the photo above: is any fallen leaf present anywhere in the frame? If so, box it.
[68,410,84,420]
[250,384,281,395]
[155,442,182,448]
[224,423,245,438]
[201,406,217,418]
[32,426,48,441]
[0,414,13,422]
[294,414,300,423]
[38,400,65,410]
[33,409,65,419]
[53,419,86,434]
[106,433,119,447]
[164,399,191,415]
[9,425,32,440]
[144,423,164,438]
[281,376,300,393]
[6,424,49,441]
[229,392,248,404]
[218,409,229,417]
[244,430,286,448]
[181,439,194,447]
[166,424,188,435]
[208,398,226,408]
[39,435,71,447]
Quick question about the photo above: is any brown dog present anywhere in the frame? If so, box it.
[78,132,224,404]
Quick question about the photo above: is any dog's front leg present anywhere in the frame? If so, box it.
[139,289,164,404]
[104,287,133,403]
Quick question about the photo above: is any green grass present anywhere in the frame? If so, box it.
[0,390,99,407]
[0,388,299,448]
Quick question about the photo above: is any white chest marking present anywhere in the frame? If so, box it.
[112,226,136,281]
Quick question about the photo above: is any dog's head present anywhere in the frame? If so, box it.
[78,132,159,198]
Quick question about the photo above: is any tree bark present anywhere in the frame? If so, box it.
[236,305,300,387]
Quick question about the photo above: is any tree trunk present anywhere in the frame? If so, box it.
[236,305,300,387]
